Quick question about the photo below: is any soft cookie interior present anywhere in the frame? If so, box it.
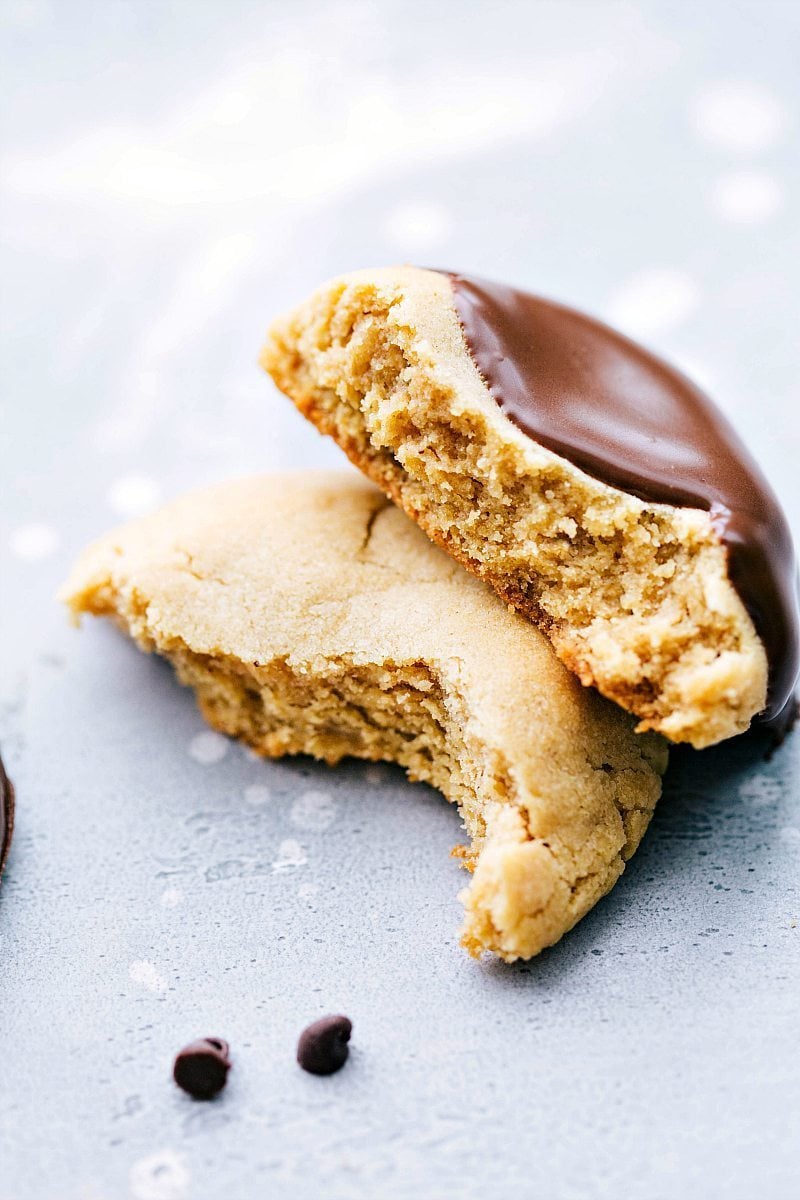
[261,267,768,748]
[61,471,666,961]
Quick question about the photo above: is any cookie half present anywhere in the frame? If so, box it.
[61,471,666,962]
[261,267,798,748]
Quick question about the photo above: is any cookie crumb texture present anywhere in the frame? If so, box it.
[261,267,768,748]
[61,472,665,962]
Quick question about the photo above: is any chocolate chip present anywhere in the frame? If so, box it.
[173,1037,231,1099]
[0,752,14,880]
[297,1015,352,1075]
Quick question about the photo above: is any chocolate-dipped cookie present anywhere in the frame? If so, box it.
[261,267,798,749]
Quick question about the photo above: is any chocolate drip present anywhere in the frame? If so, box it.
[1,752,14,879]
[446,271,799,720]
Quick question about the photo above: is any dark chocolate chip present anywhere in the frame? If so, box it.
[297,1015,352,1076]
[173,1037,231,1099]
[0,752,14,881]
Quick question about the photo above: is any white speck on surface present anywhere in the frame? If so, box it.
[710,172,784,223]
[159,887,184,908]
[290,789,336,831]
[298,882,319,901]
[8,522,59,562]
[188,731,229,765]
[693,82,787,153]
[738,775,782,807]
[244,783,271,807]
[272,839,307,874]
[107,474,161,517]
[382,201,451,253]
[129,1149,189,1200]
[606,270,700,338]
[128,961,168,994]
[779,827,800,848]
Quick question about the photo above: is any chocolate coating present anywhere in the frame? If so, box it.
[0,752,14,880]
[173,1037,231,1100]
[297,1015,352,1076]
[447,271,799,721]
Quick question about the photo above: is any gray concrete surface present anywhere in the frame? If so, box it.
[1,2,798,1197]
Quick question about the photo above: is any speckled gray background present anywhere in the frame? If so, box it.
[1,2,799,1198]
